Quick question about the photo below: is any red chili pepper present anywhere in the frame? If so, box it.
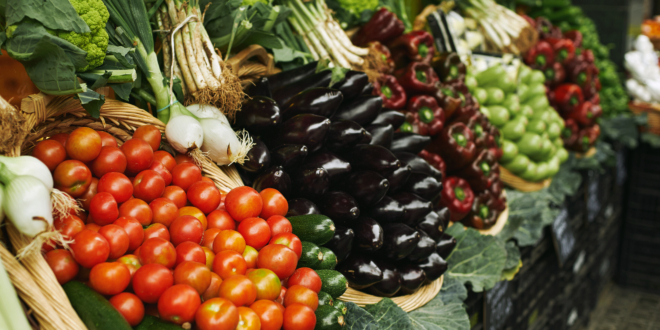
[453,148,500,193]
[545,38,576,64]
[372,74,407,109]
[418,150,446,179]
[544,62,566,87]
[562,118,580,147]
[400,95,445,136]
[369,41,395,74]
[389,31,435,64]
[397,62,440,95]
[553,83,584,113]
[524,41,555,70]
[462,191,501,229]
[428,122,477,171]
[439,177,475,223]
[567,101,602,127]
[563,30,583,48]
[352,8,405,46]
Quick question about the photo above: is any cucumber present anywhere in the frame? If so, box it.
[299,241,323,268]
[134,315,186,330]
[62,281,132,330]
[315,305,346,330]
[316,270,348,299]
[317,247,337,270]
[318,291,334,307]
[288,214,335,245]
[333,300,348,315]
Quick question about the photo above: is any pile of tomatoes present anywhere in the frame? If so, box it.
[36,126,323,330]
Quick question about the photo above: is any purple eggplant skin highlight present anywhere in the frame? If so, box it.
[336,253,383,290]
[402,172,442,203]
[270,144,308,170]
[239,138,271,174]
[301,151,352,180]
[397,264,426,295]
[382,165,411,194]
[345,144,401,173]
[267,60,319,92]
[326,119,369,152]
[436,233,457,259]
[368,259,401,297]
[380,223,420,260]
[323,225,355,263]
[417,253,448,284]
[406,230,436,262]
[333,71,370,101]
[367,195,405,224]
[391,192,433,227]
[281,87,344,120]
[235,96,281,134]
[361,82,374,96]
[390,132,432,154]
[371,110,406,130]
[273,70,333,106]
[331,95,383,126]
[291,167,330,201]
[319,191,360,225]
[286,198,321,217]
[275,114,331,153]
[394,152,443,181]
[348,217,384,252]
[252,166,291,197]
[366,124,394,149]
[415,211,445,242]
[340,171,389,207]
[245,76,272,98]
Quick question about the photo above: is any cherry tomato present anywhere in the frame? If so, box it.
[219,275,257,306]
[98,172,133,203]
[246,268,282,301]
[66,127,102,162]
[149,198,178,227]
[175,153,194,164]
[266,216,292,237]
[283,303,316,330]
[172,162,202,191]
[238,217,271,250]
[98,224,130,259]
[170,215,203,246]
[237,306,261,330]
[207,210,236,230]
[149,161,172,186]
[158,284,201,325]
[283,285,318,311]
[45,249,79,284]
[119,198,152,226]
[71,229,110,268]
[144,223,170,241]
[132,263,173,303]
[109,292,144,326]
[163,185,187,208]
[174,261,212,294]
[91,146,128,178]
[89,262,131,295]
[90,192,119,225]
[202,272,222,301]
[178,206,207,230]
[202,228,222,250]
[202,247,215,270]
[213,230,246,254]
[79,177,99,211]
[139,237,176,268]
[175,241,206,266]
[50,133,69,146]
[54,214,85,241]
[212,250,247,279]
[195,298,238,330]
[260,189,288,219]
[269,233,302,259]
[33,139,66,171]
[243,246,258,269]
[133,125,161,151]
[225,186,263,222]
[117,254,141,278]
[287,268,322,293]
[250,300,284,330]
[54,160,92,197]
[133,170,165,203]
[85,223,101,232]
[257,244,298,280]
[187,181,221,214]
[153,150,177,172]
[97,131,118,148]
[121,138,154,175]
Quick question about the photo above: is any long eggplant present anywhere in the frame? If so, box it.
[435,233,456,259]
[252,166,291,196]
[359,129,373,144]
[366,124,393,149]
[325,120,368,152]
[331,95,383,126]
[417,253,448,283]
[301,152,352,180]
[371,110,405,130]
[367,196,404,224]
[273,70,333,106]
[391,192,433,227]
[415,211,444,242]
[245,77,271,98]
[270,144,308,170]
[291,167,330,201]
[398,264,426,295]
[332,71,369,101]
[323,225,354,262]
[349,217,383,252]
[275,114,331,152]
[382,165,411,194]
[319,191,360,225]
[389,133,431,154]
[287,198,321,217]
[267,61,319,92]
[235,96,281,134]
[380,223,420,260]
[336,254,383,289]
[402,173,442,203]
[361,83,374,96]
[281,87,343,120]
[368,260,401,297]
[239,138,271,173]
[435,207,451,231]
[341,171,389,207]
[406,230,436,262]
[345,145,401,172]
[394,152,443,181]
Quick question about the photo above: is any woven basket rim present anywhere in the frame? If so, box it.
[500,166,552,192]
[337,276,444,312]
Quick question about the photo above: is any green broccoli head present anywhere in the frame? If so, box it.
[58,0,110,72]
[337,0,378,16]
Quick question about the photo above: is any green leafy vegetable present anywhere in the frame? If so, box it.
[439,275,468,305]
[56,0,109,71]
[364,298,413,330]
[75,89,105,118]
[408,285,470,330]
[344,302,379,330]
[5,0,90,33]
[503,240,521,270]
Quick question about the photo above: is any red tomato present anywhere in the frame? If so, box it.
[266,216,292,237]
[91,146,128,178]
[257,244,298,280]
[287,268,322,293]
[196,298,239,330]
[133,170,165,203]
[237,306,261,330]
[202,228,222,250]
[53,160,92,197]
[45,249,79,284]
[225,187,263,222]
[178,206,208,231]
[139,237,176,268]
[109,292,144,326]
[71,229,110,268]
[172,162,202,191]
[170,215,204,246]
[54,214,85,241]
[85,223,101,232]
[175,241,206,266]
[66,127,102,162]
[207,210,236,230]
[163,185,187,208]
[175,153,194,164]
[243,246,258,269]
[119,199,152,226]
[200,177,215,184]
[113,216,144,252]
[98,172,133,203]
[276,287,286,305]
[149,198,178,227]
[283,303,316,330]
[98,224,130,259]
[144,223,170,241]
[250,300,284,330]
[158,284,201,325]
[97,131,118,148]
[219,275,257,306]
[202,247,215,270]
[117,254,141,278]
[213,230,246,254]
[246,268,282,301]
[133,125,161,151]
[89,262,131,295]
[149,161,172,186]
[174,261,212,294]
[237,217,271,250]
[153,150,176,172]
[79,177,98,211]
[90,192,119,225]
[50,133,69,146]
[202,272,222,301]
[213,250,247,279]
[269,233,303,259]
[33,139,66,171]
[283,285,318,311]
[260,189,288,219]
[187,181,221,214]
[132,263,173,303]
[121,139,154,175]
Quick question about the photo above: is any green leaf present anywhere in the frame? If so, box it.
[6,0,90,33]
[75,89,105,118]
[272,43,312,63]
[330,66,350,87]
[501,260,522,281]
[408,279,470,330]
[364,298,413,330]
[503,240,520,270]
[344,302,379,330]
[439,275,468,305]
[641,132,660,148]
[239,30,283,49]
[497,189,536,241]
[111,83,132,101]
[445,225,508,292]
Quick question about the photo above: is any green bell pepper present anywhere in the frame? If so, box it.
[547,122,561,140]
[474,88,488,104]
[524,95,550,110]
[505,154,531,175]
[476,65,506,87]
[502,119,526,141]
[487,106,510,127]
[485,87,505,105]
[517,132,543,159]
[519,83,546,104]
[527,119,547,135]
[503,94,521,117]
[518,161,539,181]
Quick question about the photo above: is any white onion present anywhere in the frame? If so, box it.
[166,115,205,154]
[187,104,230,126]
[2,175,53,237]
[200,118,253,165]
[0,155,53,190]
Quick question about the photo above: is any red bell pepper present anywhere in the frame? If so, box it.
[563,30,583,48]
[536,17,562,39]
[589,93,600,105]
[389,31,435,64]
[432,85,462,119]
[486,126,503,160]
[429,122,477,171]
[521,14,536,28]
[544,62,566,87]
[372,74,407,109]
[565,57,592,88]
[401,95,445,136]
[397,62,440,95]
[352,8,405,46]
[562,118,579,147]
[524,41,555,70]
[546,38,576,64]
[567,124,600,152]
[370,41,395,74]
[438,176,475,223]
[418,150,447,179]
[567,101,602,127]
[582,49,595,63]
[453,148,500,193]
[432,52,466,82]
[454,111,492,149]
[462,191,501,229]
[489,183,506,212]
[553,83,584,113]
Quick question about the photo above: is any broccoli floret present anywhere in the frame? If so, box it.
[57,0,109,72]
[337,0,378,17]
[242,0,268,6]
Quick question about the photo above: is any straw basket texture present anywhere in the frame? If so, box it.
[338,276,444,312]
[629,100,660,135]
[500,166,552,192]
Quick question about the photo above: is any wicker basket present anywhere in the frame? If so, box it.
[227,45,281,89]
[574,146,597,159]
[500,166,551,192]
[628,101,660,135]
[338,276,444,312]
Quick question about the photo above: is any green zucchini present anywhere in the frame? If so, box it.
[134,315,185,330]
[318,291,334,307]
[333,300,348,315]
[316,270,348,299]
[288,214,335,245]
[317,247,337,270]
[298,241,323,268]
[62,281,132,330]
[315,305,346,330]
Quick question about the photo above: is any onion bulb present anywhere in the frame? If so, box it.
[166,114,205,154]
[2,174,53,237]
[187,104,230,126]
[0,155,53,190]
[200,118,254,165]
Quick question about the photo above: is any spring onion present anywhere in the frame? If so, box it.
[200,119,253,166]
[0,166,53,238]
[0,258,32,330]
[187,104,231,127]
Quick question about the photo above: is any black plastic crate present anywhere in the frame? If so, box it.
[466,288,484,330]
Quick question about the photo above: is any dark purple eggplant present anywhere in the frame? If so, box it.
[402,173,442,203]
[245,77,271,98]
[325,120,368,152]
[394,152,443,181]
[331,95,383,126]
[349,217,383,252]
[336,254,383,289]
[270,144,308,170]
[272,70,332,106]
[398,264,426,295]
[319,191,360,225]
[382,165,411,194]
[415,211,444,242]
[366,124,393,149]
[436,207,451,230]
[333,71,369,101]
[368,260,401,297]
[341,171,389,207]
[301,152,351,180]
[359,129,373,144]
[417,253,447,283]
[281,88,343,120]
[275,114,330,152]
[406,230,436,262]
[367,196,404,224]
[235,96,281,134]
[287,198,321,217]
[361,83,374,96]
[345,145,401,172]
[267,61,319,92]
[392,192,433,226]
[323,225,354,262]
[252,166,291,196]
[390,133,431,154]
[435,233,456,259]
[371,110,405,130]
[291,167,330,201]
[381,223,420,260]
[239,138,270,173]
